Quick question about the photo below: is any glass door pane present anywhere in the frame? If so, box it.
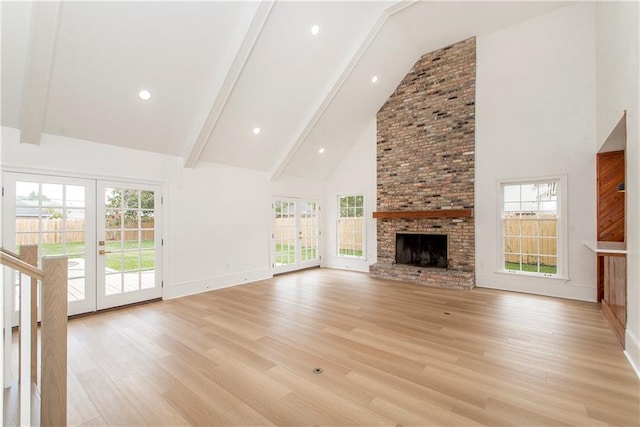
[299,201,319,268]
[3,173,96,317]
[97,182,161,309]
[273,198,320,274]
[274,200,297,273]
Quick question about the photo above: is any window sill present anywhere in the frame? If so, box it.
[337,255,365,260]
[496,269,570,282]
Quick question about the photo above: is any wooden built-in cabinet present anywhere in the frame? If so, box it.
[590,113,627,349]
[600,254,626,347]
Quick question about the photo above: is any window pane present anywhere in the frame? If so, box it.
[123,253,140,272]
[105,188,122,207]
[106,253,123,272]
[42,184,63,207]
[338,195,364,258]
[124,189,140,209]
[106,230,122,251]
[66,185,85,207]
[521,237,538,255]
[16,182,40,206]
[502,180,559,276]
[106,210,121,229]
[505,254,521,269]
[504,237,520,254]
[141,191,155,209]
[66,232,85,256]
[504,218,521,237]
[41,234,64,256]
[504,202,521,213]
[66,209,85,223]
[540,256,557,269]
[105,273,123,295]
[540,237,557,256]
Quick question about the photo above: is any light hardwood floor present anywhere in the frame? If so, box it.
[66,269,639,426]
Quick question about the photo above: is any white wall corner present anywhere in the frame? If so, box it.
[625,329,640,379]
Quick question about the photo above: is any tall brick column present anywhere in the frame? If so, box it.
[370,37,476,289]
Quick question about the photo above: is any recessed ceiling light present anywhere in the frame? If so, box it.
[252,127,261,135]
[138,90,151,101]
[311,25,320,36]
[318,148,325,154]
[371,76,378,84]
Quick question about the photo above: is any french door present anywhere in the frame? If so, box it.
[3,172,162,318]
[96,181,162,310]
[272,198,320,274]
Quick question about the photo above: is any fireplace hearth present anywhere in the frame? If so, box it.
[395,233,447,268]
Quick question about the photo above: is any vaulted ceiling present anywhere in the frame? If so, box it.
[1,1,567,180]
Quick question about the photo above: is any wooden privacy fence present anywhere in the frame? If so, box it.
[504,217,557,266]
[337,218,363,248]
[274,217,363,250]
[274,218,317,246]
[15,218,154,245]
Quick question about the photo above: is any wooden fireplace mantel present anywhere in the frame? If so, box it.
[372,209,473,219]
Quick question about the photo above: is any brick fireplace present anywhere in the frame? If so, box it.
[369,37,476,290]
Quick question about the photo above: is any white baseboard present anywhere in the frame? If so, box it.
[322,257,373,273]
[624,329,640,379]
[476,273,595,302]
[163,268,272,300]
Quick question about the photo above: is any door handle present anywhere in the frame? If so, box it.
[99,250,112,255]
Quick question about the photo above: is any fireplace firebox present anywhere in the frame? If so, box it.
[395,233,448,268]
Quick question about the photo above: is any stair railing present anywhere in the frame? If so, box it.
[1,246,67,426]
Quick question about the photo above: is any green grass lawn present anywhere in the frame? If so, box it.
[505,261,557,274]
[29,240,156,271]
[339,249,363,257]
[275,243,317,264]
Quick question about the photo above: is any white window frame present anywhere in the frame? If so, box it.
[336,194,366,259]
[498,175,568,280]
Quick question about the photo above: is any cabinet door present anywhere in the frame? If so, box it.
[604,255,626,326]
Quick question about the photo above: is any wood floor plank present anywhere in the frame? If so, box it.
[117,374,191,426]
[162,383,233,426]
[67,369,101,426]
[76,368,147,426]
[64,269,639,426]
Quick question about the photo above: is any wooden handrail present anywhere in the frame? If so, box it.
[1,247,68,425]
[0,247,20,258]
[0,250,44,281]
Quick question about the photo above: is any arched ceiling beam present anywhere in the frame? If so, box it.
[269,0,416,181]
[183,1,274,168]
[19,1,61,145]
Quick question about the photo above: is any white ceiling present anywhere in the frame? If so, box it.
[1,1,569,180]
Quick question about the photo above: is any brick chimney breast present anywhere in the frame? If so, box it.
[370,37,476,290]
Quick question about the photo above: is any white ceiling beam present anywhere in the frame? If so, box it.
[183,1,274,168]
[269,0,416,181]
[19,1,61,145]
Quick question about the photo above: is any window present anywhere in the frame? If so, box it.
[501,178,566,277]
[337,195,364,258]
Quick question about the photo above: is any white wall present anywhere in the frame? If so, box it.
[1,126,273,299]
[475,3,597,301]
[322,119,377,272]
[596,1,640,375]
[270,175,323,200]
